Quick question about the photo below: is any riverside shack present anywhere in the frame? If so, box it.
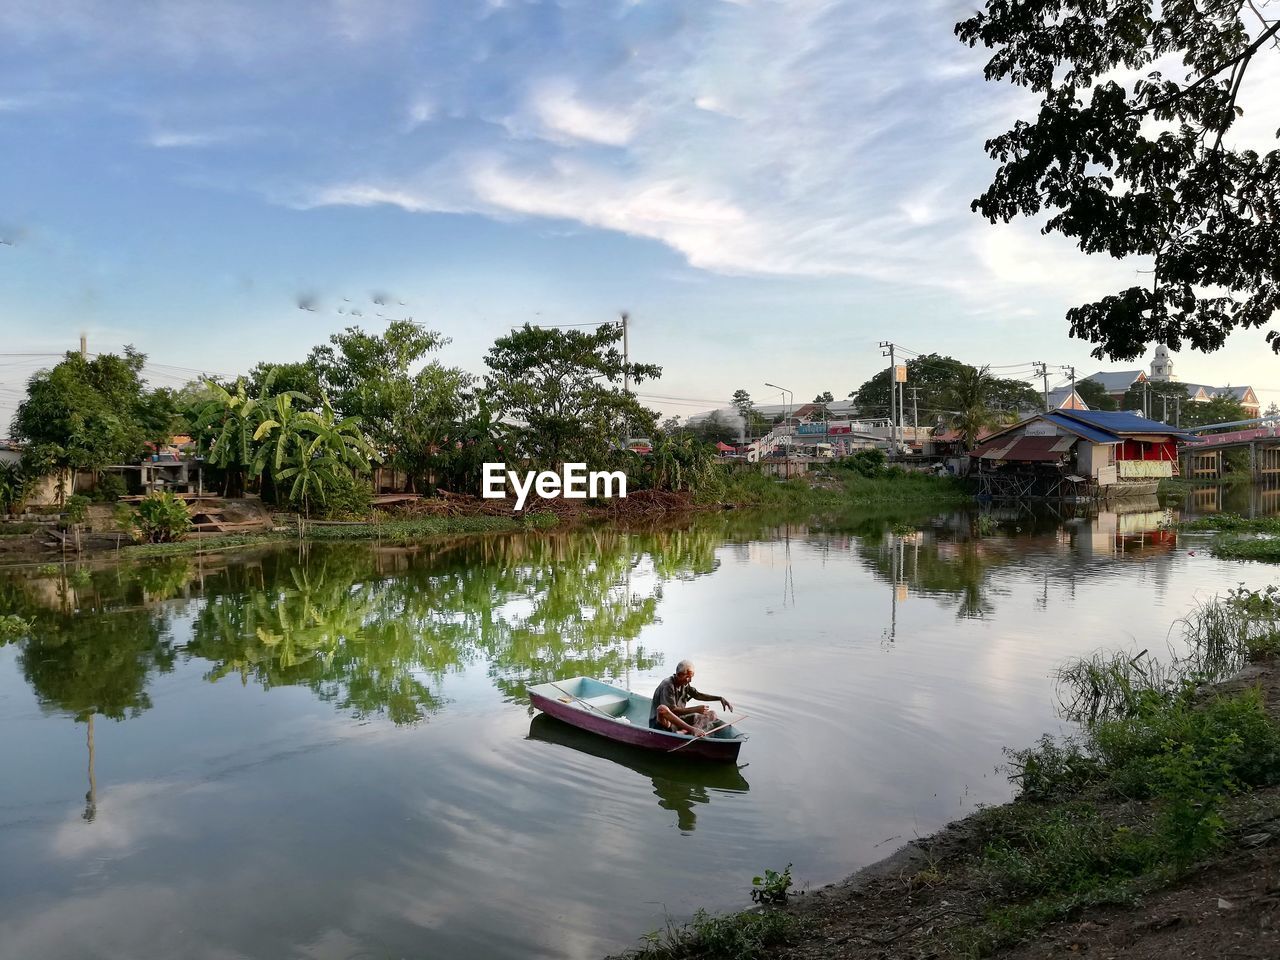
[971,409,1189,500]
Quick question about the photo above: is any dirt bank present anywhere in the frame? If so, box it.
[615,657,1280,959]
[782,659,1280,959]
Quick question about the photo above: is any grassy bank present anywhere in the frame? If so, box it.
[1178,514,1280,562]
[611,588,1280,960]
[722,466,969,511]
[120,513,557,558]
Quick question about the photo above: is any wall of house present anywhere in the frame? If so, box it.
[1118,439,1177,461]
[1076,443,1115,478]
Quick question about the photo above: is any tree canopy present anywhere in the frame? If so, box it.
[1074,377,1118,410]
[851,354,1040,421]
[958,2,1280,359]
[483,323,660,467]
[11,347,175,487]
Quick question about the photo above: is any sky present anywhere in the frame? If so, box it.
[2,0,1279,433]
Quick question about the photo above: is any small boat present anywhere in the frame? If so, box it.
[527,676,747,762]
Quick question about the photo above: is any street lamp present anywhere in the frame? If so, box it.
[765,382,792,475]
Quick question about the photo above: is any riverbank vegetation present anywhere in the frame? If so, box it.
[613,588,1280,960]
[1179,514,1280,562]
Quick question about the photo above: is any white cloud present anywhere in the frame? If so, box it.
[526,81,638,146]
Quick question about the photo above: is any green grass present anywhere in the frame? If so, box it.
[120,513,558,557]
[1209,535,1280,561]
[722,465,969,509]
[620,909,806,960]
[1181,513,1280,534]
[0,522,43,537]
[945,591,1280,956]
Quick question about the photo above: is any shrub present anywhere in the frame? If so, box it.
[750,863,793,904]
[1004,735,1105,801]
[316,470,374,521]
[131,492,193,543]
[836,448,886,478]
[93,472,128,502]
[62,494,91,527]
[0,462,25,514]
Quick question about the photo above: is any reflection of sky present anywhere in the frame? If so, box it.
[1,524,1277,960]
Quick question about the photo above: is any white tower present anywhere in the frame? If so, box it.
[1150,344,1175,382]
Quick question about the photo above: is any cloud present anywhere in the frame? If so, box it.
[526,81,638,146]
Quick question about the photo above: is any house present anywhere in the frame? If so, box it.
[970,409,1190,500]
[1045,387,1088,410]
[1084,346,1259,418]
[1078,370,1148,407]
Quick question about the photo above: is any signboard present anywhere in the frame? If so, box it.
[797,422,854,435]
[1025,422,1059,437]
[1118,460,1173,479]
[893,364,907,383]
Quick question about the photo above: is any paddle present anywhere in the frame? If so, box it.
[550,682,623,720]
[668,714,750,752]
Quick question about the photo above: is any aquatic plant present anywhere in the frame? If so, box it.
[749,863,793,905]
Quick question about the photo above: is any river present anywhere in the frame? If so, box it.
[0,499,1275,960]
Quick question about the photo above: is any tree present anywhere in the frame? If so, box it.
[1122,380,1189,419]
[1181,393,1248,429]
[942,365,999,450]
[808,391,835,422]
[246,361,321,400]
[1266,402,1280,418]
[1075,378,1118,411]
[308,322,472,491]
[730,389,761,440]
[958,3,1280,360]
[11,348,173,497]
[687,411,737,445]
[483,323,660,467]
[851,354,1038,422]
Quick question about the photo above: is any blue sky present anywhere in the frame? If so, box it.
[2,0,1278,431]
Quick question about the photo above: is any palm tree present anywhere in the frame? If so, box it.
[943,365,998,451]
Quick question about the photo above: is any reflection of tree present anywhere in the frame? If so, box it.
[0,523,730,729]
[179,528,722,719]
[187,551,460,725]
[2,565,180,721]
[852,521,1015,621]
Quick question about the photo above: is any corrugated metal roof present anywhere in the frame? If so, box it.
[972,434,1076,461]
[1053,408,1192,437]
[1044,412,1122,444]
[1083,370,1145,392]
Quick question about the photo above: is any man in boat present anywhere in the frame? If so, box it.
[649,660,733,736]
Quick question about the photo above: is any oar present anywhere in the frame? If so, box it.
[550,682,622,720]
[668,715,750,752]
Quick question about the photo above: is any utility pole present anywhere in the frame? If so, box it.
[619,311,630,444]
[1033,362,1048,411]
[1175,395,1181,428]
[79,332,87,360]
[880,341,897,455]
[909,386,921,436]
[620,311,630,396]
[1161,392,1168,424]
[1065,365,1076,406]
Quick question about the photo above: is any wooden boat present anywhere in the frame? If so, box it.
[527,676,747,762]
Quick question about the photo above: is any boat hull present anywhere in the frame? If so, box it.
[528,678,745,762]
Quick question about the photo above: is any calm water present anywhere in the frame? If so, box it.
[1,502,1276,960]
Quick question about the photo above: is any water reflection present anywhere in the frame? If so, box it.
[4,500,1277,960]
[527,714,750,833]
[0,502,1194,732]
[1176,478,1280,518]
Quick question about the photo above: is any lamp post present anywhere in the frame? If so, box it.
[765,382,792,476]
